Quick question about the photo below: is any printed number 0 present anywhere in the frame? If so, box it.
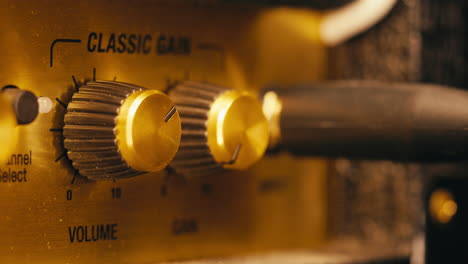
[111,187,122,199]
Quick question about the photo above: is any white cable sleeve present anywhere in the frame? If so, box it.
[320,0,398,46]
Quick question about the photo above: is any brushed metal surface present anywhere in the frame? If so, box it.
[0,1,327,263]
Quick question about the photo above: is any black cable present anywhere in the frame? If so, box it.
[271,80,468,162]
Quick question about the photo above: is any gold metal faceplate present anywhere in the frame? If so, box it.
[0,1,326,263]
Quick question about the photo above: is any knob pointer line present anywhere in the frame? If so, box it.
[164,106,177,122]
[222,143,242,165]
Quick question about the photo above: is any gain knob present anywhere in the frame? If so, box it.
[169,81,269,176]
[63,81,181,180]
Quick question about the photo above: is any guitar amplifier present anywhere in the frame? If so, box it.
[3,0,464,263]
[0,1,330,263]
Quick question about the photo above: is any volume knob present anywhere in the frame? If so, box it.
[169,81,269,176]
[64,81,181,180]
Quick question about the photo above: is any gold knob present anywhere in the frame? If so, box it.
[116,89,181,172]
[64,81,181,180]
[169,81,269,176]
[0,93,18,161]
[207,90,269,170]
